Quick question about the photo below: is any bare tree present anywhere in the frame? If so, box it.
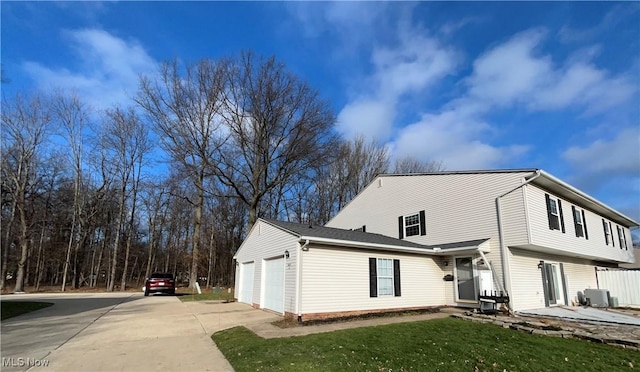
[1,93,51,292]
[217,52,338,229]
[53,92,90,291]
[99,107,149,291]
[392,156,444,174]
[137,59,227,289]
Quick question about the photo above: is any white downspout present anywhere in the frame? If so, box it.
[296,239,309,323]
[496,169,542,311]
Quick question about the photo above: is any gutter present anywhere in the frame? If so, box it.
[297,236,485,255]
[536,170,639,227]
[496,169,542,311]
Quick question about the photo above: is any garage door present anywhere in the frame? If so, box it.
[239,262,254,304]
[263,257,284,313]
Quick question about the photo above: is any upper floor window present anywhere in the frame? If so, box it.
[571,206,588,239]
[545,194,565,233]
[398,210,426,239]
[602,219,614,246]
[617,226,628,250]
[353,225,366,233]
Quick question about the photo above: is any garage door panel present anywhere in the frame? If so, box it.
[239,262,254,304]
[263,258,284,313]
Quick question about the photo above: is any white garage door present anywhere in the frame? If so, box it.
[263,257,284,313]
[239,262,254,304]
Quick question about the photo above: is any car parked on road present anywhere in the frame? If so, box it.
[144,273,176,296]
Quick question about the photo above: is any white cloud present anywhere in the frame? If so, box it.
[563,127,640,177]
[466,29,636,114]
[467,29,552,107]
[336,99,395,141]
[336,24,458,143]
[22,29,157,111]
[391,109,529,170]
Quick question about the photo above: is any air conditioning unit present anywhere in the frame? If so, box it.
[584,289,610,307]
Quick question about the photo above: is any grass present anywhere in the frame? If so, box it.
[212,317,637,372]
[1,301,53,320]
[178,287,235,302]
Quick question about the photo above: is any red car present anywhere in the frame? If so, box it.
[144,273,176,296]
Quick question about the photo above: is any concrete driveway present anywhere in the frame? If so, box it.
[1,292,280,372]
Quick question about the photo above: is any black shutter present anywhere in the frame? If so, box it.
[610,222,615,247]
[369,258,377,298]
[362,225,366,233]
[559,263,568,306]
[539,261,549,307]
[393,259,401,297]
[545,194,554,230]
[558,200,565,233]
[419,210,426,236]
[582,210,589,239]
[602,219,608,244]
[398,216,404,239]
[571,206,580,237]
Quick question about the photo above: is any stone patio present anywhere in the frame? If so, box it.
[453,307,640,350]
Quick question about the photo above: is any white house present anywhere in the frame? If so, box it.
[233,169,638,321]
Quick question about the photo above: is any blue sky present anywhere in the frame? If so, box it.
[2,1,639,225]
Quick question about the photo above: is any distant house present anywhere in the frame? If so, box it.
[233,169,637,321]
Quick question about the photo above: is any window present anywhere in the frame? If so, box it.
[571,206,588,239]
[617,226,628,250]
[398,210,426,239]
[369,257,401,297]
[545,194,565,233]
[603,219,613,246]
[377,259,394,296]
[405,214,420,236]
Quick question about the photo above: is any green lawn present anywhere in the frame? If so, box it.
[179,288,235,302]
[212,317,637,371]
[1,301,53,320]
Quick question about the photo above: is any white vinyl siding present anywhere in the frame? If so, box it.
[326,171,533,289]
[509,248,599,311]
[233,220,299,313]
[301,246,444,314]
[525,185,634,263]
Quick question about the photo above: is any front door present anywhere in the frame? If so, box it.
[542,263,565,306]
[455,257,476,301]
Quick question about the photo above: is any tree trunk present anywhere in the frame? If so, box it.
[189,174,204,288]
[108,185,126,292]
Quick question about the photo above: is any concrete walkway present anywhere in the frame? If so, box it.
[1,293,278,372]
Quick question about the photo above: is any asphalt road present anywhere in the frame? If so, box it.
[0,292,240,372]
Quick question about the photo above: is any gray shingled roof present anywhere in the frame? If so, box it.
[261,218,487,251]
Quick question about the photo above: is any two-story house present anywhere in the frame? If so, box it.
[233,169,637,322]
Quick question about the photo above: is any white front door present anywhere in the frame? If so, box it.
[239,262,254,304]
[263,257,285,313]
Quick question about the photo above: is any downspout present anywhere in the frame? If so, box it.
[296,239,309,323]
[496,169,542,311]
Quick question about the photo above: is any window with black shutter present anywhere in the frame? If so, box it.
[572,206,586,238]
[545,194,564,232]
[398,210,426,238]
[369,257,401,297]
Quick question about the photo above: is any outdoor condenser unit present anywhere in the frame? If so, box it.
[584,289,610,307]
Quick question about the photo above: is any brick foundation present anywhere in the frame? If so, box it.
[297,306,441,322]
